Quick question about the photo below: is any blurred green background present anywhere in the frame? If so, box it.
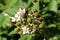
[0,0,60,40]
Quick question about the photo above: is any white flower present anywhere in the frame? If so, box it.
[22,8,25,13]
[14,8,26,21]
[22,26,27,34]
[15,13,20,21]
[23,32,26,34]
[16,16,20,21]
[10,17,16,22]
[22,26,29,34]
[15,13,19,18]
[18,8,25,14]
[22,26,27,30]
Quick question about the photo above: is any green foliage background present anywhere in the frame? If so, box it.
[0,0,60,40]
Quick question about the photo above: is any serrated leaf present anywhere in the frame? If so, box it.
[48,0,57,12]
[0,14,9,28]
[27,0,32,7]
[15,0,27,8]
[5,0,17,7]
[31,2,39,11]
[4,0,10,5]
[3,8,18,16]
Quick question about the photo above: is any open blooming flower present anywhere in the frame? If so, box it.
[4,8,37,35]
[18,8,25,14]
[22,26,29,34]
[21,25,36,34]
[15,8,26,21]
[15,12,20,21]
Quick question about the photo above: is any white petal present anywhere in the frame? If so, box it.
[10,17,14,19]
[23,8,25,13]
[19,8,22,12]
[22,26,27,30]
[23,32,26,34]
[10,17,16,22]
[16,12,20,15]
[4,13,9,16]
[16,16,20,21]
[12,19,16,22]
[19,8,22,11]
[15,14,19,18]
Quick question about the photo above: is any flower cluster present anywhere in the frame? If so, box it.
[4,8,44,35]
[4,8,37,35]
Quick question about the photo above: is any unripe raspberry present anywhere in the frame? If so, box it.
[27,18,31,23]
[39,24,44,29]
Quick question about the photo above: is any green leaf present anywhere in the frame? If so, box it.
[19,35,27,40]
[15,0,27,8]
[43,14,51,18]
[48,0,57,12]
[0,14,9,28]
[0,37,7,40]
[5,0,18,7]
[27,0,32,7]
[48,24,57,28]
[31,2,39,11]
[8,30,18,36]
[4,0,10,5]
[48,35,58,40]
[27,34,35,40]
[19,34,35,40]
[57,35,60,40]
[57,0,60,4]
[57,23,60,30]
[3,8,18,16]
[43,0,51,3]
[0,30,7,35]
